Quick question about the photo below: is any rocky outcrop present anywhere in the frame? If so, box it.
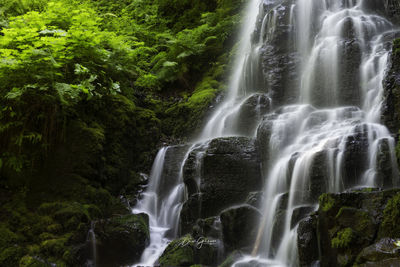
[297,189,400,267]
[94,214,149,266]
[180,137,262,233]
[220,205,261,253]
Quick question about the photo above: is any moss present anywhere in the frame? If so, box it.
[331,228,354,249]
[335,207,371,233]
[319,193,335,212]
[380,193,400,237]
[40,234,70,257]
[0,224,18,249]
[159,235,195,267]
[19,255,47,267]
[393,38,400,55]
[46,224,63,234]
[0,246,25,266]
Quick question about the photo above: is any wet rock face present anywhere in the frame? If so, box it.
[342,126,370,188]
[94,213,149,266]
[225,93,271,136]
[382,39,400,136]
[180,137,262,233]
[297,189,400,267]
[258,0,301,105]
[297,215,319,267]
[362,0,400,25]
[220,205,261,253]
[157,145,190,199]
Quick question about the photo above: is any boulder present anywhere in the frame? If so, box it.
[220,205,261,253]
[297,215,319,267]
[94,213,149,266]
[181,137,262,232]
[297,189,400,267]
[355,238,400,264]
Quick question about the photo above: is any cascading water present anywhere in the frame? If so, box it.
[133,0,400,266]
[132,146,189,266]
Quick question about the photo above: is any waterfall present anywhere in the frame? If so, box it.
[86,221,97,267]
[134,0,400,265]
[132,146,189,266]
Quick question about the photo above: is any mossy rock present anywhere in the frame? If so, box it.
[95,213,150,266]
[379,192,400,238]
[158,234,218,267]
[319,193,336,212]
[331,228,354,249]
[19,255,48,267]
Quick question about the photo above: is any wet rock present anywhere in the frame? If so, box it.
[220,205,261,253]
[256,114,275,167]
[181,194,202,235]
[291,206,315,229]
[302,189,400,267]
[307,151,329,202]
[376,138,396,188]
[94,213,149,266]
[226,94,271,136]
[382,38,400,136]
[191,216,221,240]
[355,238,400,264]
[181,137,262,231]
[342,125,370,188]
[362,0,400,25]
[158,234,218,267]
[157,145,190,199]
[297,215,319,267]
[246,191,265,209]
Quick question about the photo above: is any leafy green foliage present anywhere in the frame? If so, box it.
[0,0,244,264]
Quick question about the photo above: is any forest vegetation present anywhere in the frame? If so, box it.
[0,0,245,265]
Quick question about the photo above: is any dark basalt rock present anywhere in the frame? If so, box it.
[254,0,301,105]
[291,206,316,229]
[94,213,149,266]
[220,204,261,253]
[297,215,319,267]
[342,125,370,188]
[362,0,400,25]
[297,189,400,267]
[355,238,400,264]
[225,93,271,136]
[157,145,190,199]
[180,137,262,233]
[382,38,400,137]
[246,191,265,209]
